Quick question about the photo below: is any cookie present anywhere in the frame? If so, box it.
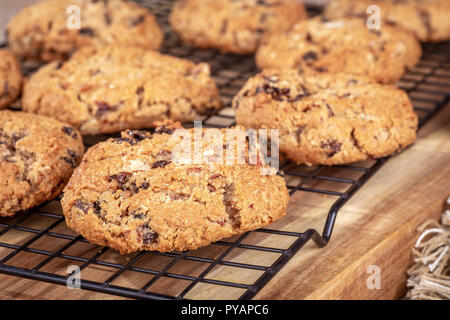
[0,49,22,109]
[324,0,450,42]
[0,111,84,217]
[255,17,422,84]
[22,45,222,135]
[6,0,163,61]
[232,69,418,166]
[169,0,307,54]
[61,122,289,253]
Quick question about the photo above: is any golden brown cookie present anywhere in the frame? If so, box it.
[255,17,422,84]
[61,122,289,253]
[233,69,418,166]
[324,0,450,42]
[0,111,84,217]
[22,45,222,135]
[0,49,22,109]
[169,0,307,54]
[7,0,163,61]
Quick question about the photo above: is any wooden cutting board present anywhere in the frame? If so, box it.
[0,102,448,300]
[255,102,450,300]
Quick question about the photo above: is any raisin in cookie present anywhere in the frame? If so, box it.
[0,111,84,217]
[6,0,163,61]
[61,122,289,253]
[233,69,418,166]
[22,45,222,135]
[324,0,450,42]
[169,0,307,54]
[255,17,422,84]
[0,50,22,109]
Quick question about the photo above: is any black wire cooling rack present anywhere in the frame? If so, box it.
[0,0,449,300]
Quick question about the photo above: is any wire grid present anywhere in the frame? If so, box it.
[0,0,449,300]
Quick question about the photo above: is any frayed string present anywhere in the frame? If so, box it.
[407,196,450,300]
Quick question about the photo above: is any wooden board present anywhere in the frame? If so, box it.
[254,102,450,300]
[0,102,449,300]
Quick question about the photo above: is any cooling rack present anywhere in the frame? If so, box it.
[0,0,449,300]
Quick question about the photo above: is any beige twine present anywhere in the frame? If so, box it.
[406,197,450,300]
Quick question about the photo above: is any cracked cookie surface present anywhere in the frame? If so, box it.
[0,111,84,217]
[0,50,22,110]
[22,45,222,135]
[233,69,418,166]
[7,0,163,61]
[61,122,289,253]
[255,17,422,84]
[169,0,307,54]
[324,0,450,42]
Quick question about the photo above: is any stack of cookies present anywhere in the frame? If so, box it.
[0,0,449,254]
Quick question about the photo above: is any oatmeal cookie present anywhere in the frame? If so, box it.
[0,110,84,217]
[255,17,422,84]
[233,69,418,166]
[324,0,450,42]
[7,0,163,61]
[169,0,307,54]
[0,50,22,109]
[22,45,222,135]
[61,122,289,253]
